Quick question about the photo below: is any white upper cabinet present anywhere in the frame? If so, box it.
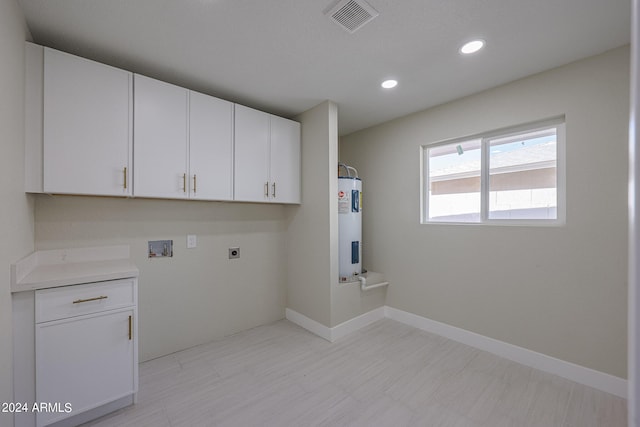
[25,42,44,193]
[133,77,234,201]
[234,105,301,204]
[189,91,234,201]
[42,48,132,196]
[234,105,270,202]
[270,115,301,204]
[133,75,189,199]
[25,43,299,204]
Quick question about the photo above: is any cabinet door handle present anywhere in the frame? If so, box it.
[128,315,132,340]
[264,182,269,197]
[193,174,197,193]
[272,182,276,198]
[183,173,187,193]
[72,295,108,304]
[123,167,128,189]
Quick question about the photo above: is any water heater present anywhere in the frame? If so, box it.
[338,163,362,282]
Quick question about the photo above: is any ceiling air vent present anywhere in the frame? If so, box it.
[326,0,379,33]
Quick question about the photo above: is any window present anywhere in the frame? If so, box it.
[421,118,565,225]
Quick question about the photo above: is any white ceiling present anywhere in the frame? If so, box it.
[17,0,631,136]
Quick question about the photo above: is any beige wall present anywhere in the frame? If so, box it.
[288,100,386,328]
[0,0,33,425]
[286,101,337,326]
[35,196,288,361]
[341,46,629,378]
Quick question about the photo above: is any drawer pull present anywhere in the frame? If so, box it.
[72,295,108,304]
[128,315,133,340]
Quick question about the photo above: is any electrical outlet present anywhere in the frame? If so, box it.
[187,234,197,249]
[229,247,240,259]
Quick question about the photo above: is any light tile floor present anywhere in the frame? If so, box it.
[81,319,626,427]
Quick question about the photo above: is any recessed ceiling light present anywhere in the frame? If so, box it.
[381,79,398,89]
[460,39,485,55]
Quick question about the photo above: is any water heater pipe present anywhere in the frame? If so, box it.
[358,276,389,291]
[338,162,358,178]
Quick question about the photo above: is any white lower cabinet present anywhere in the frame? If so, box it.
[34,279,138,427]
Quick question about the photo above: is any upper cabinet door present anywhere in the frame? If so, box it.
[234,105,270,202]
[43,48,132,196]
[133,75,189,199]
[189,91,234,201]
[269,115,301,204]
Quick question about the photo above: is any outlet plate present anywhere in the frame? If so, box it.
[229,247,240,259]
[187,234,197,249]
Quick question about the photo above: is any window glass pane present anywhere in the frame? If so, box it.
[488,127,557,220]
[428,139,481,222]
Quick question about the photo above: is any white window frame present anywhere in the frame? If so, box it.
[420,117,566,226]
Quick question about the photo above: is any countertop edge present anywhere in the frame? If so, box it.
[11,267,139,293]
[11,246,139,293]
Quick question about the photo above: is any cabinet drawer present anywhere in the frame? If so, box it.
[36,279,136,323]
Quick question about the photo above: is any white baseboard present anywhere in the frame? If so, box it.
[385,306,627,398]
[285,307,385,342]
[286,305,627,398]
[285,308,332,341]
[331,306,386,341]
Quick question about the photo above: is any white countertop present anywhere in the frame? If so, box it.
[11,245,139,293]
